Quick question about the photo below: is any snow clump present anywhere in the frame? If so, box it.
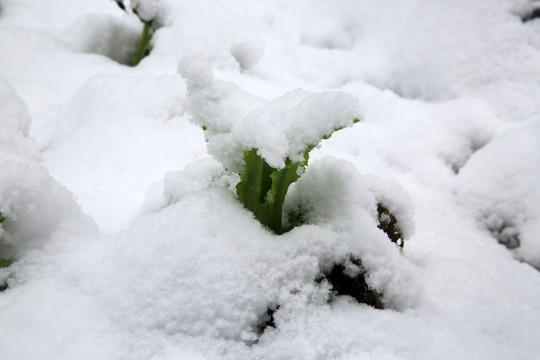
[179,58,361,171]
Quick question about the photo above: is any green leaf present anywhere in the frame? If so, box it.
[236,149,301,234]
[0,258,12,268]
[235,118,360,234]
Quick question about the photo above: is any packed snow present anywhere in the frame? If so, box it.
[1,0,540,359]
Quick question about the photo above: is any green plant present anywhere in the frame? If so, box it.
[113,0,154,66]
[132,21,153,66]
[0,258,11,269]
[235,120,359,234]
[180,63,362,234]
[0,213,10,269]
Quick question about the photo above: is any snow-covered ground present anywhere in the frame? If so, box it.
[1,0,540,359]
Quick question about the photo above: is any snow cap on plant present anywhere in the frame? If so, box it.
[178,58,361,172]
[179,58,361,234]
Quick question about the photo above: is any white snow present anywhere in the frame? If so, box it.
[180,60,361,170]
[0,80,90,258]
[1,0,540,359]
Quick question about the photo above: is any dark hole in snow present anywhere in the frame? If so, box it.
[520,6,540,22]
[114,0,126,12]
[321,257,384,309]
[491,224,520,250]
[0,259,12,292]
[447,138,489,175]
[0,256,9,292]
[377,203,404,249]
[248,305,279,345]
[485,215,520,250]
[255,305,278,335]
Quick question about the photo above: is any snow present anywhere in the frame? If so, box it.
[456,120,540,268]
[61,14,142,65]
[181,60,360,170]
[1,0,540,359]
[0,80,89,258]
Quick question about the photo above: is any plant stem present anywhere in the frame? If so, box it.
[237,150,302,234]
[132,22,152,66]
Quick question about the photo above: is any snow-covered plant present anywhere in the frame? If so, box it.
[0,258,11,269]
[132,21,152,66]
[179,60,361,234]
[236,123,358,234]
[113,0,155,66]
[377,203,404,249]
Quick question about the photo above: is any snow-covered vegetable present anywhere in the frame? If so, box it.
[113,0,155,66]
[179,60,361,233]
[236,120,359,234]
[132,21,152,66]
[0,258,11,269]
[376,203,404,249]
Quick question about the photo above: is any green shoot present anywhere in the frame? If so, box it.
[132,21,153,66]
[237,150,305,234]
[113,0,154,66]
[236,119,360,234]
[0,258,11,268]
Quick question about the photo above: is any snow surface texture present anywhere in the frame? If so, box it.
[1,0,540,359]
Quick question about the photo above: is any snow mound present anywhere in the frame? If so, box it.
[79,157,419,347]
[0,80,85,258]
[39,73,206,233]
[456,120,540,268]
